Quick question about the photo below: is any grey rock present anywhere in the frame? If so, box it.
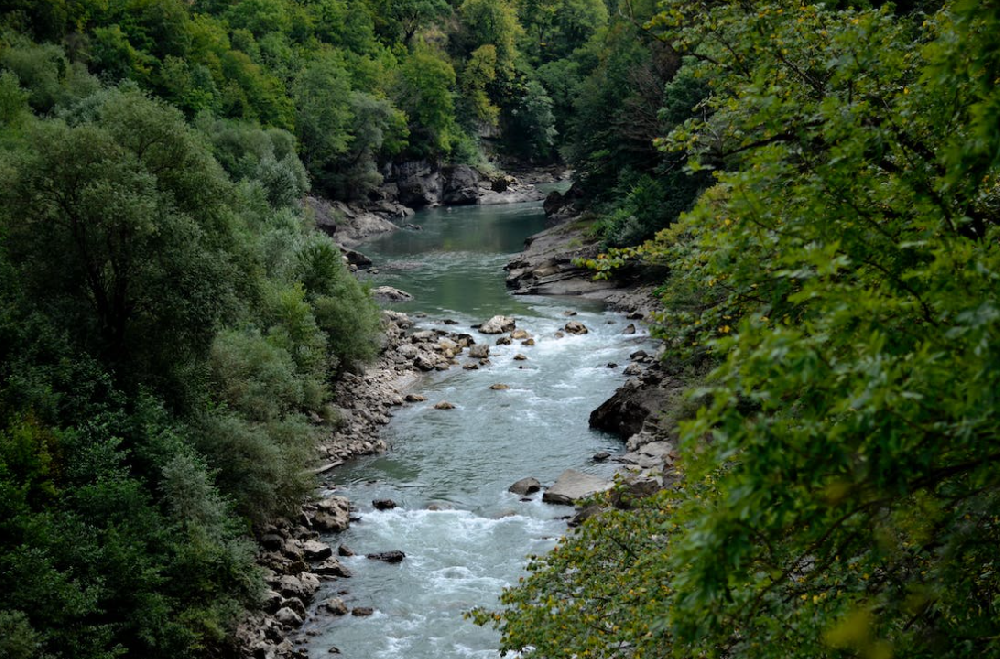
[302,540,333,562]
[372,286,414,303]
[275,607,303,628]
[468,344,490,358]
[508,477,542,496]
[542,469,613,506]
[324,598,349,616]
[479,315,516,334]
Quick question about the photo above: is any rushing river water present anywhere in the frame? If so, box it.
[303,200,653,658]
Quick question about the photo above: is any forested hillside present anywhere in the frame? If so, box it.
[477,1,1000,659]
[0,0,617,656]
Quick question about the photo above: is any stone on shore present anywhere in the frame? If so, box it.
[302,540,333,561]
[508,477,542,496]
[479,315,516,334]
[310,495,350,532]
[542,469,613,506]
[371,286,414,302]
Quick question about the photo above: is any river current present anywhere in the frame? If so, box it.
[304,199,653,658]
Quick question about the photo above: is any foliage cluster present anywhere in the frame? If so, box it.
[0,81,382,658]
[479,2,1000,658]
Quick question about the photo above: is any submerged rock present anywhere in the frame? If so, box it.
[490,383,510,390]
[367,550,406,563]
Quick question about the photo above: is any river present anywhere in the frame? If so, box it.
[303,199,653,658]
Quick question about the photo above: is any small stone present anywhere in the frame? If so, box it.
[593,451,611,462]
[521,338,535,346]
[624,363,642,376]
[564,321,589,335]
[510,329,531,340]
[554,331,565,339]
[433,401,456,410]
[468,344,490,358]
[627,311,644,320]
[513,354,528,361]
[351,607,375,616]
[463,363,479,370]
[563,311,577,316]
[622,323,637,335]
[495,336,512,346]
[372,498,397,510]
[607,362,618,368]
[338,544,355,557]
[490,383,510,390]
[328,648,341,654]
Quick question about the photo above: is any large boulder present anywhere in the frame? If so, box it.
[441,164,481,205]
[479,315,516,334]
[542,470,613,506]
[310,495,350,532]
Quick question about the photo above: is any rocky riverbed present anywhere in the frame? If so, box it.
[237,171,688,659]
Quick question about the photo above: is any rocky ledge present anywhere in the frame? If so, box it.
[505,185,661,320]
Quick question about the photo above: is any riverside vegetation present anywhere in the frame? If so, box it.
[1,1,998,659]
[472,2,1000,659]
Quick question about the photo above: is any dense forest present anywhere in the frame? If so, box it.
[475,1,1000,659]
[3,0,998,657]
[0,0,669,656]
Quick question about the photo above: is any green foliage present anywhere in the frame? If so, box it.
[395,42,458,157]
[484,2,1000,659]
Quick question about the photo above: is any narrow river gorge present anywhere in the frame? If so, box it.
[303,199,653,658]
